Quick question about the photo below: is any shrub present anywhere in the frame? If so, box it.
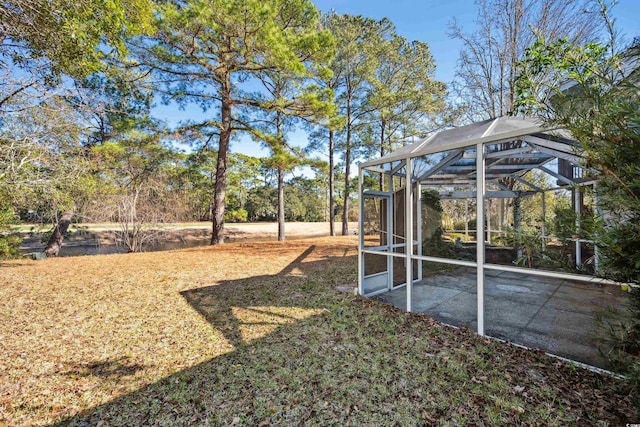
[225,208,248,223]
[517,39,640,401]
[0,205,22,259]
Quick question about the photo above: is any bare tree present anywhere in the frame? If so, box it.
[450,0,603,121]
[114,187,165,252]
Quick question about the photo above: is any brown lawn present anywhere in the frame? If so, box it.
[0,236,634,426]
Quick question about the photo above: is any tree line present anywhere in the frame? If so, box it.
[0,0,448,253]
[0,0,632,256]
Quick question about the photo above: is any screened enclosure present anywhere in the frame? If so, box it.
[357,116,628,368]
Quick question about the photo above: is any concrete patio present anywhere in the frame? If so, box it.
[376,268,629,368]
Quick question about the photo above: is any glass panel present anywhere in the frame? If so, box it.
[390,254,419,288]
[391,186,407,254]
[484,185,596,276]
[484,196,516,266]
[437,198,477,262]
[362,169,384,192]
[411,156,430,181]
[392,251,405,287]
[420,263,477,329]
[364,252,387,276]
[426,119,492,153]
[491,116,536,136]
[363,196,388,248]
[414,147,478,262]
[390,182,424,257]
[413,149,472,185]
[363,252,388,295]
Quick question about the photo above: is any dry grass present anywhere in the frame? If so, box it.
[0,237,634,426]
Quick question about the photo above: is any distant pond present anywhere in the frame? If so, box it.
[20,233,323,257]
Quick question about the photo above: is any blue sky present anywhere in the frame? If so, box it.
[314,0,639,82]
[314,0,477,83]
[154,0,639,160]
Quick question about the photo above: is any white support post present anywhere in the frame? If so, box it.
[574,187,582,267]
[499,199,504,236]
[541,192,546,251]
[417,182,423,281]
[406,157,413,313]
[358,167,365,296]
[387,173,394,290]
[487,199,491,243]
[476,143,485,336]
[594,182,601,272]
[465,199,469,238]
[514,196,522,259]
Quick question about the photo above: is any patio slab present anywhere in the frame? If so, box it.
[377,285,462,312]
[375,270,629,369]
[431,291,477,327]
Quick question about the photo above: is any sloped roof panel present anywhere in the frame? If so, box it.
[360,116,554,168]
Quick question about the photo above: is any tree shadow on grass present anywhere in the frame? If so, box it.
[181,245,324,349]
[61,357,147,380]
[51,242,632,426]
[53,243,371,426]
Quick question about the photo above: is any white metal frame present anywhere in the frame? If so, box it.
[358,116,616,337]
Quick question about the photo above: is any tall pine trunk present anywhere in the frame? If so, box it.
[342,145,351,236]
[342,95,352,236]
[211,83,232,245]
[277,165,285,241]
[43,211,73,257]
[328,129,335,236]
[275,111,285,242]
[379,121,385,190]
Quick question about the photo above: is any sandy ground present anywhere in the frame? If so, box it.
[224,221,359,239]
